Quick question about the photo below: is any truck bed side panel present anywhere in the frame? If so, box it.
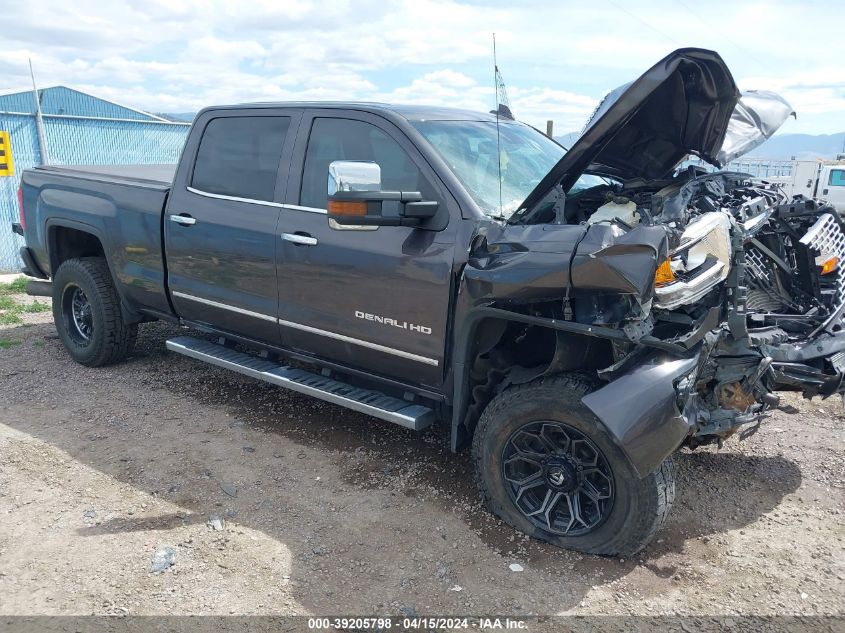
[22,167,173,317]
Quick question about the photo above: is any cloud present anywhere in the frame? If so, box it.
[738,67,845,132]
[0,0,842,134]
[380,70,488,102]
[509,88,598,132]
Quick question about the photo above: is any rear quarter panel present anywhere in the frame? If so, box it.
[21,167,172,316]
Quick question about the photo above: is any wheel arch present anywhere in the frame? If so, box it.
[451,307,698,479]
[450,308,614,452]
[47,219,142,324]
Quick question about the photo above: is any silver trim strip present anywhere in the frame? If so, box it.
[186,186,328,215]
[187,186,283,208]
[278,318,439,366]
[172,291,277,323]
[171,292,439,366]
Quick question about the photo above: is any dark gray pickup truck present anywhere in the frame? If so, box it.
[13,48,845,556]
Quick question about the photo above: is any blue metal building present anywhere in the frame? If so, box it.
[0,86,190,271]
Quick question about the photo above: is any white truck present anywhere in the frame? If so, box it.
[722,157,845,213]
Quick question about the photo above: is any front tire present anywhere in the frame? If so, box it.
[52,257,137,367]
[472,374,674,556]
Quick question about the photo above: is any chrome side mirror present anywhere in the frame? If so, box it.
[328,160,382,195]
[326,159,439,229]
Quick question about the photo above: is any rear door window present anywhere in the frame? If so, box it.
[192,116,290,202]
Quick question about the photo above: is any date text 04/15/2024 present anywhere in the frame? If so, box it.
[307,617,528,630]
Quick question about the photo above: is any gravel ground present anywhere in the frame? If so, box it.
[0,296,843,619]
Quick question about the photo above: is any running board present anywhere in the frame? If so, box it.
[165,336,435,431]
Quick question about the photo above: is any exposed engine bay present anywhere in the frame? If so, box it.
[562,168,845,447]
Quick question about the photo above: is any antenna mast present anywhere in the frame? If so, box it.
[29,59,50,165]
[493,33,503,217]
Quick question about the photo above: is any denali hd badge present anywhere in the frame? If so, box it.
[355,311,432,335]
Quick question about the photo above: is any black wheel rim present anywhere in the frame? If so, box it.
[63,285,93,343]
[502,421,614,536]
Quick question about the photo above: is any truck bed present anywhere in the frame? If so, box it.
[20,163,176,318]
[34,164,176,191]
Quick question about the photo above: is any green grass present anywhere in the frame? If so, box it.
[0,276,27,294]
[21,300,50,313]
[0,281,50,325]
[0,338,21,349]
[0,312,23,325]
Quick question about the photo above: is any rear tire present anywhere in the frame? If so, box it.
[52,257,137,367]
[472,373,674,556]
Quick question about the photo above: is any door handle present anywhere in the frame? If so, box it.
[170,214,197,226]
[823,188,829,196]
[282,233,318,246]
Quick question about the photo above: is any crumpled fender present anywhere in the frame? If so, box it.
[570,223,669,299]
[462,221,668,306]
[581,352,699,477]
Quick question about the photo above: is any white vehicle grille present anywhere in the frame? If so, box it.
[800,213,845,313]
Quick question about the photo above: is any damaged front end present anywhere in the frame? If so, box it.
[585,173,845,456]
[564,174,845,463]
[672,192,845,448]
[468,172,845,475]
[457,48,843,474]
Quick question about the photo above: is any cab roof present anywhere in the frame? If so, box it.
[205,101,505,123]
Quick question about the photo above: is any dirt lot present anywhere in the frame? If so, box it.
[0,288,843,619]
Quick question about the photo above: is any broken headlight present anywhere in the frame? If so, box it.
[654,212,733,309]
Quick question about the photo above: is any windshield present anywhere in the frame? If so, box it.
[412,120,566,219]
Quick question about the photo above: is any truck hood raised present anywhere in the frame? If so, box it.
[517,48,794,214]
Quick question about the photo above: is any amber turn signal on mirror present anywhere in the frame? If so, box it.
[327,200,368,216]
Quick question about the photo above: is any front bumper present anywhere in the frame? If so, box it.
[582,353,700,477]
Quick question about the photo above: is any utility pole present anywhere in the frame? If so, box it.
[29,59,50,165]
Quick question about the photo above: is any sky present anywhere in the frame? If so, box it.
[1,0,843,135]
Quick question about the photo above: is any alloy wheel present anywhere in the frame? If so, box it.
[64,285,93,343]
[501,420,614,536]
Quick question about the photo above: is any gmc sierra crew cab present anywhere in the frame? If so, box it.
[13,49,845,556]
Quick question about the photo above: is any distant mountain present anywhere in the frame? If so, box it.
[746,132,845,161]
[555,131,845,161]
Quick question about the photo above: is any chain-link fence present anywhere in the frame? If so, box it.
[0,113,189,272]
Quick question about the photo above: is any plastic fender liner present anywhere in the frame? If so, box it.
[582,353,699,477]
